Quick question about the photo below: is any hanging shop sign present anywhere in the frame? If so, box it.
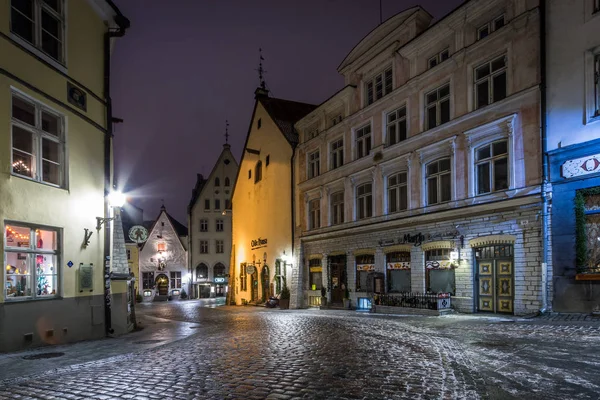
[387,262,411,270]
[214,277,225,283]
[562,154,600,179]
[250,237,268,250]
[357,264,375,271]
[246,265,256,274]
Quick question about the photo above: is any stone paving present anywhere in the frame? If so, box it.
[0,300,599,399]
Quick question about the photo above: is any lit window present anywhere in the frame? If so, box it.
[199,219,208,232]
[4,224,59,300]
[425,84,451,130]
[365,67,393,106]
[330,138,344,170]
[214,263,225,277]
[196,264,208,280]
[475,140,508,195]
[216,240,224,254]
[216,219,224,232]
[308,150,320,179]
[10,0,65,63]
[308,259,322,290]
[330,191,344,225]
[388,172,408,213]
[142,272,154,289]
[356,183,373,220]
[428,48,450,69]
[11,94,65,187]
[386,107,407,146]
[308,199,320,230]
[426,158,451,205]
[199,240,209,254]
[477,15,505,40]
[170,271,181,288]
[355,124,372,159]
[255,161,262,183]
[474,55,507,109]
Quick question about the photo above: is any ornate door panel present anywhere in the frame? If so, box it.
[478,262,494,312]
[476,245,514,314]
[496,261,513,313]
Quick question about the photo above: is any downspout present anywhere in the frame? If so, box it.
[539,0,549,313]
[103,5,130,336]
[290,142,297,307]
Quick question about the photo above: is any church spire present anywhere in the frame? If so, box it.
[224,119,231,149]
[255,48,269,98]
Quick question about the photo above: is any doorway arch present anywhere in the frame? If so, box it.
[261,265,270,301]
[155,274,169,296]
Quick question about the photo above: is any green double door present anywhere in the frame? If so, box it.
[476,245,514,314]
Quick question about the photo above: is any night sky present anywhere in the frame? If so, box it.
[110,0,463,224]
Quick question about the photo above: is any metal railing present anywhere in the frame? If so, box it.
[374,292,451,310]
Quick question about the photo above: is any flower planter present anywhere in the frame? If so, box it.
[279,299,290,309]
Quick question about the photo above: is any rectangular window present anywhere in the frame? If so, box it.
[356,254,375,292]
[4,223,59,299]
[595,54,600,116]
[308,198,320,230]
[200,219,208,232]
[330,191,344,225]
[170,271,181,289]
[308,150,320,179]
[200,240,208,254]
[475,140,508,194]
[425,84,450,130]
[387,251,411,293]
[11,94,65,187]
[426,158,452,205]
[216,219,224,232]
[428,48,450,69]
[216,240,224,254]
[425,249,455,295]
[225,199,231,210]
[478,15,505,40]
[365,67,393,105]
[214,199,220,210]
[126,249,131,261]
[386,107,407,146]
[355,124,372,159]
[388,172,408,213]
[474,55,507,109]
[11,0,65,63]
[308,259,322,290]
[240,263,247,291]
[204,199,210,210]
[356,183,373,220]
[330,138,344,170]
[330,114,342,127]
[142,272,154,290]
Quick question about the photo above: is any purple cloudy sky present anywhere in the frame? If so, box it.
[111,0,463,223]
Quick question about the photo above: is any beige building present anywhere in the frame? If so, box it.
[230,86,315,305]
[0,0,129,351]
[294,0,545,315]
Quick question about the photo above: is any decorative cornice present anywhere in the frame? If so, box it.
[421,240,454,251]
[469,235,516,248]
[308,254,323,260]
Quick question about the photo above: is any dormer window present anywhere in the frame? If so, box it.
[365,67,393,106]
[428,49,450,69]
[477,15,505,40]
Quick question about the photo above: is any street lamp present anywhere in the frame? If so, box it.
[96,190,126,230]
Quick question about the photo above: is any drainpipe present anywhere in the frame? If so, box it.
[103,4,130,335]
[290,143,296,307]
[539,0,549,313]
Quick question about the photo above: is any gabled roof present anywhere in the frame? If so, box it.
[167,212,188,237]
[187,173,207,214]
[259,96,318,146]
[140,206,188,251]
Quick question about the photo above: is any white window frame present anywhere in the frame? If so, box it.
[308,198,321,230]
[329,137,344,170]
[10,0,67,69]
[418,137,456,207]
[474,55,508,109]
[425,158,452,206]
[474,139,509,195]
[424,83,451,130]
[465,114,516,198]
[585,47,600,124]
[365,66,393,106]
[330,190,345,225]
[215,219,224,232]
[428,48,450,69]
[307,150,320,179]
[355,182,373,220]
[477,14,505,41]
[199,240,209,254]
[216,240,224,254]
[199,219,208,232]
[11,90,67,188]
[387,171,408,213]
[381,155,411,213]
[354,123,372,160]
[4,222,61,301]
[385,106,407,146]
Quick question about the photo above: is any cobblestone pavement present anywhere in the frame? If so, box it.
[1,301,599,399]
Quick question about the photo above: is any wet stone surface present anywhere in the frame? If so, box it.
[1,301,599,399]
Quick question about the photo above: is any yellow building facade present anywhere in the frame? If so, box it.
[230,87,315,306]
[0,0,129,351]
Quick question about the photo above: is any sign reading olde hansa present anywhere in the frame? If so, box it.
[250,237,267,250]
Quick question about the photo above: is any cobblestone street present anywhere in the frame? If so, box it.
[1,301,600,399]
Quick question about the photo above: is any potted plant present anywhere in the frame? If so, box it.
[279,284,290,309]
[343,287,351,309]
[320,286,327,308]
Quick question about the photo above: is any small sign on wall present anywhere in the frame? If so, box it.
[562,154,600,179]
[79,263,93,292]
[67,82,87,111]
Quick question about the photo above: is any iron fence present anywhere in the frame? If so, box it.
[374,292,451,310]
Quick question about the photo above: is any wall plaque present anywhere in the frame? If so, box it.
[67,82,87,111]
[79,264,93,292]
[562,154,600,179]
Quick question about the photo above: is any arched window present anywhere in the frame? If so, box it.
[225,177,230,187]
[195,263,208,280]
[255,161,262,183]
[215,177,220,187]
[214,263,225,277]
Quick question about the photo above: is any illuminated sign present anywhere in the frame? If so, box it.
[214,277,225,283]
[251,237,267,249]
